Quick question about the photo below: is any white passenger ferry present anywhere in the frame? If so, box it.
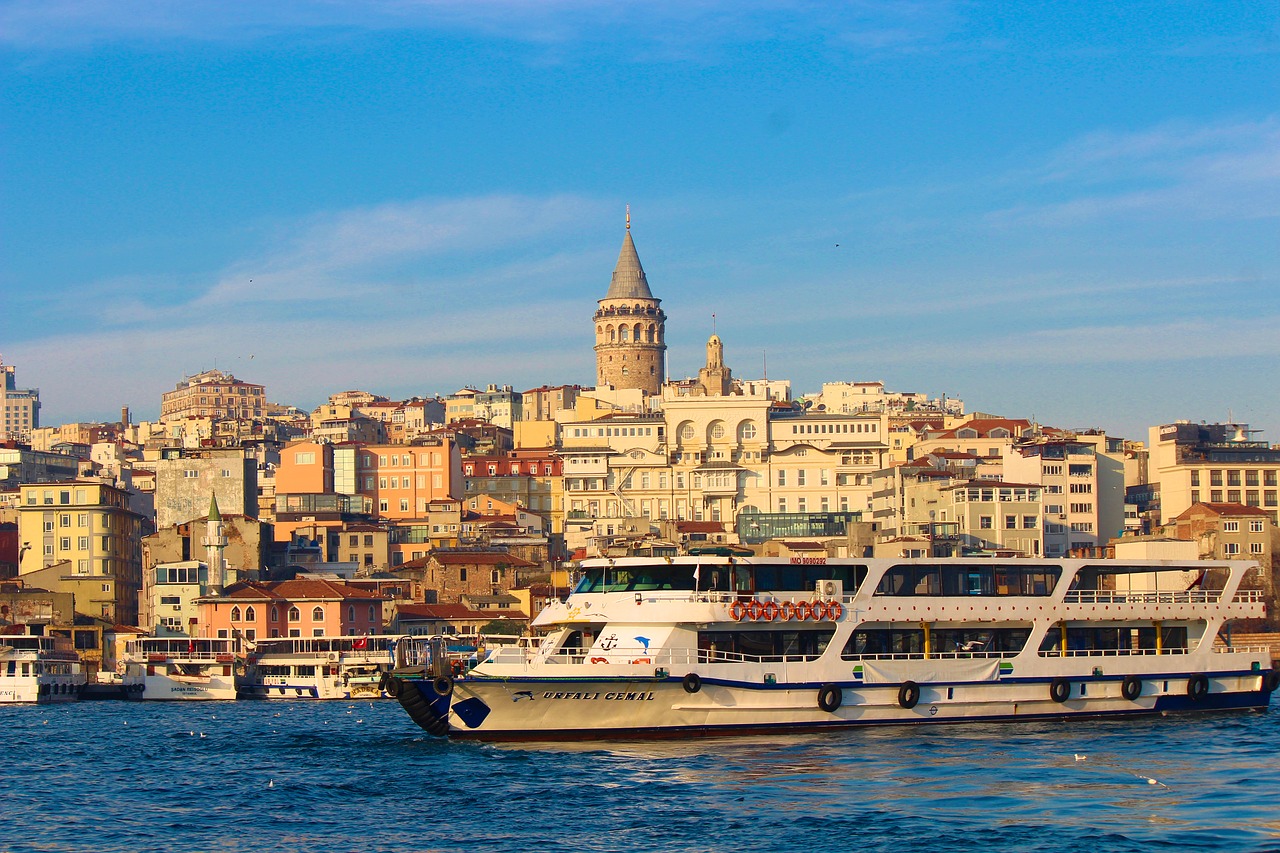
[0,631,86,704]
[121,637,242,700]
[239,635,398,700]
[386,556,1280,739]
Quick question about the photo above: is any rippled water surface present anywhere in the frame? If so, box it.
[3,701,1279,853]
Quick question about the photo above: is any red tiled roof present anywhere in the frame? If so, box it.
[1176,502,1271,519]
[395,603,527,621]
[220,579,387,601]
[677,521,726,534]
[432,551,537,567]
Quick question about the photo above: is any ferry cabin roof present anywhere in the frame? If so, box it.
[571,556,1250,598]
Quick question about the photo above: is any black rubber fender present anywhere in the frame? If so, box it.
[1049,678,1071,703]
[431,675,454,697]
[1187,673,1209,702]
[682,672,702,694]
[1264,669,1280,693]
[385,675,403,699]
[898,680,921,709]
[1121,675,1142,701]
[397,682,450,737]
[817,683,842,713]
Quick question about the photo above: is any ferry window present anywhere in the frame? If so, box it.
[698,629,834,661]
[876,564,1060,597]
[841,628,926,659]
[931,626,1030,655]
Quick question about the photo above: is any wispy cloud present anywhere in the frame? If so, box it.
[986,117,1280,227]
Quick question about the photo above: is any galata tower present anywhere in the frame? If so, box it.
[594,210,667,394]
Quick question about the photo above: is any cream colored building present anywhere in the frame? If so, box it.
[160,369,265,424]
[1147,422,1280,525]
[1,359,40,443]
[18,480,145,624]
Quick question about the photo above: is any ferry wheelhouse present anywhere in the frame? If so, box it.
[386,556,1279,740]
[0,632,86,704]
[239,635,398,700]
[121,637,242,700]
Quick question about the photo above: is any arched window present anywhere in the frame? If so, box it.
[369,605,376,622]
[708,420,726,441]
[245,606,256,622]
[270,606,279,622]
[288,607,300,622]
[619,326,630,342]
[647,326,655,342]
[491,569,501,584]
[348,605,355,622]
[739,421,758,442]
[230,606,241,622]
[607,325,616,342]
[312,606,324,622]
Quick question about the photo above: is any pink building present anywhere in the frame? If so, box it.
[198,578,388,640]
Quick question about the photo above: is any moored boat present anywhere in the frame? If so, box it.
[121,637,242,700]
[0,630,87,704]
[386,556,1279,739]
[238,635,398,700]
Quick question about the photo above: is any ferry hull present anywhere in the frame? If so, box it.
[0,677,84,704]
[139,674,238,701]
[413,669,1275,740]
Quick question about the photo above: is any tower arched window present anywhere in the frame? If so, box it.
[620,327,630,342]
[230,606,241,622]
[633,323,642,341]
[245,606,256,622]
[607,326,616,342]
[312,606,324,622]
[647,326,655,343]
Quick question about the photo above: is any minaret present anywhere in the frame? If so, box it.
[203,493,228,594]
[593,208,667,395]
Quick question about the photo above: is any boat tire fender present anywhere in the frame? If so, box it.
[817,684,842,713]
[898,680,921,709]
[1264,670,1280,693]
[682,672,702,694]
[1121,675,1142,701]
[1187,674,1209,702]
[38,683,48,696]
[385,676,404,699]
[1049,678,1071,704]
[432,675,454,697]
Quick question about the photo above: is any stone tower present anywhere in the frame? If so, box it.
[594,211,666,394]
[203,493,228,594]
[697,334,733,396]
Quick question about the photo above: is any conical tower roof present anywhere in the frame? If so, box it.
[604,229,654,300]
[208,493,221,522]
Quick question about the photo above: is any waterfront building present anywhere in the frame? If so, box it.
[0,359,40,443]
[462,449,562,525]
[808,380,964,418]
[160,369,265,424]
[197,577,387,640]
[393,550,538,603]
[594,214,667,395]
[17,480,144,624]
[521,385,581,422]
[1146,422,1280,525]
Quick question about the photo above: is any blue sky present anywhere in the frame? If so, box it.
[2,1,1277,441]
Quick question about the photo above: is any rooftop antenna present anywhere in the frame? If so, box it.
[712,313,717,335]
[763,349,767,381]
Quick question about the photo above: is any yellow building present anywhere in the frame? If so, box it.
[17,481,145,625]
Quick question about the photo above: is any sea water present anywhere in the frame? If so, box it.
[2,701,1278,853]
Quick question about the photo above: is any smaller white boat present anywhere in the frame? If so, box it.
[0,631,86,704]
[239,635,398,700]
[121,637,242,701]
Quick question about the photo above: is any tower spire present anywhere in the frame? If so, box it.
[626,204,630,231]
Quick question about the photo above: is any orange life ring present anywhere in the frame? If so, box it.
[746,600,764,621]
[779,601,797,621]
[761,601,780,621]
[827,601,844,621]
[590,657,609,664]
[811,600,830,621]
[794,600,813,620]
[729,599,747,621]
[631,658,651,664]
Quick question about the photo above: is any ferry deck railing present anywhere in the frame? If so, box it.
[1063,589,1264,605]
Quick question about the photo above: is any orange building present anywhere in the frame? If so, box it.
[197,578,387,640]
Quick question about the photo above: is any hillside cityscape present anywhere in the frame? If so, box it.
[3,223,1278,676]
